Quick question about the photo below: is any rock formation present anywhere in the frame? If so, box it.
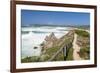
[41,32,58,49]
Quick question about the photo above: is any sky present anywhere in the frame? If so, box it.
[21,10,90,26]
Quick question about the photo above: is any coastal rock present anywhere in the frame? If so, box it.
[42,32,58,49]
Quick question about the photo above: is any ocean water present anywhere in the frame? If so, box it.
[21,26,69,59]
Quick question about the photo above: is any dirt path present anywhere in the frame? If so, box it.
[73,34,82,60]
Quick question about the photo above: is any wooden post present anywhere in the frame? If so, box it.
[63,46,67,60]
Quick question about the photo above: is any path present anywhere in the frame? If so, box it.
[73,34,82,60]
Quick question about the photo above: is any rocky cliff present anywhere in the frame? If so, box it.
[41,32,58,50]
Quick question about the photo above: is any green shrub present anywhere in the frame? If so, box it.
[66,48,73,60]
[21,56,40,63]
[79,47,90,59]
[75,30,89,37]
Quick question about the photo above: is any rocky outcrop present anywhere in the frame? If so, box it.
[41,32,58,49]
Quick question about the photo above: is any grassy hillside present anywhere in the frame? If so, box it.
[75,29,89,37]
[75,29,90,59]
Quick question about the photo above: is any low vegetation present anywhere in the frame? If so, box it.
[21,56,40,63]
[75,29,90,60]
[43,39,73,61]
[79,47,90,59]
[66,48,73,60]
[75,29,89,37]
